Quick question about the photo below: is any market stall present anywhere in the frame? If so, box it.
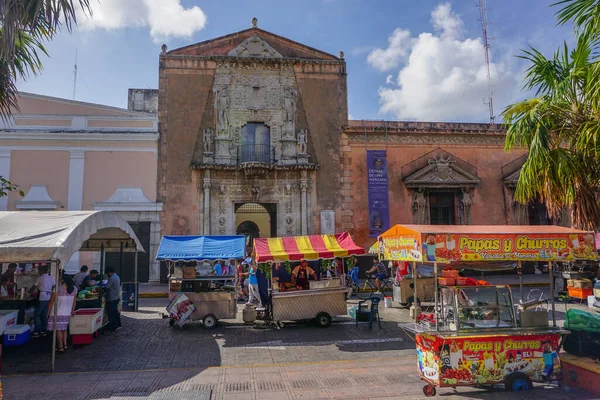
[157,235,245,329]
[0,211,145,371]
[252,232,364,328]
[378,224,597,396]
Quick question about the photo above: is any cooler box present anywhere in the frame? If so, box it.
[70,308,104,345]
[70,308,103,335]
[0,310,19,335]
[4,324,30,346]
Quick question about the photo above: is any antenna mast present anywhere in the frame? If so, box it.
[72,49,78,100]
[479,0,494,124]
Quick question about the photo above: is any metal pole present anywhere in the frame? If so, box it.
[51,260,60,373]
[549,261,556,327]
[518,260,523,302]
[119,241,124,279]
[100,244,105,277]
[413,261,417,323]
[134,249,138,312]
[434,262,438,331]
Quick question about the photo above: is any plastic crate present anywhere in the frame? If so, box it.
[456,277,467,286]
[568,287,593,300]
[442,270,459,278]
[69,308,103,335]
[438,277,456,286]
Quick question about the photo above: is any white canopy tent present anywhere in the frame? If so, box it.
[0,211,145,372]
[0,211,144,265]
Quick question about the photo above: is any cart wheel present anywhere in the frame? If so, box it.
[169,319,175,327]
[315,312,332,328]
[278,321,285,329]
[422,384,436,397]
[505,372,532,392]
[203,314,217,329]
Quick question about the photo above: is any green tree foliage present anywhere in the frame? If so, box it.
[503,1,600,229]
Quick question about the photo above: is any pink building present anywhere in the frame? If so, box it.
[0,91,162,282]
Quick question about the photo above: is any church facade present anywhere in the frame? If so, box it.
[158,19,347,247]
[157,20,556,257]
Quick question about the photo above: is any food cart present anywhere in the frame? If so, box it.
[252,232,364,328]
[156,235,245,329]
[377,224,597,396]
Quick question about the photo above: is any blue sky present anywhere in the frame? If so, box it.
[18,0,573,122]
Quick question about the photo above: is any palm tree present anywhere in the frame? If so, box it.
[503,2,600,229]
[0,0,91,121]
[0,0,91,197]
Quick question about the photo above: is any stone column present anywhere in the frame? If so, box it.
[66,150,85,272]
[203,170,211,235]
[300,171,308,235]
[0,149,11,211]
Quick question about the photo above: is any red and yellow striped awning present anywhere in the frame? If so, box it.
[253,232,365,262]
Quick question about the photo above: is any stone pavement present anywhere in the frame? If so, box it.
[2,298,598,399]
[3,357,595,400]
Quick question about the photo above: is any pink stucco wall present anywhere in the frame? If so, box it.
[7,150,70,210]
[82,151,157,209]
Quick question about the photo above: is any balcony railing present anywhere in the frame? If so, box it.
[237,144,275,164]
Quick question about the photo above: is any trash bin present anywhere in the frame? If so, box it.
[121,282,138,312]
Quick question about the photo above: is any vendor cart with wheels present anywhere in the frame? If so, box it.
[252,233,364,328]
[157,235,245,329]
[378,224,598,396]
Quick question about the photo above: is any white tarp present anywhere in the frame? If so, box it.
[0,211,145,266]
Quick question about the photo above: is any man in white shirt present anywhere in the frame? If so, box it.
[33,264,55,338]
[73,265,88,287]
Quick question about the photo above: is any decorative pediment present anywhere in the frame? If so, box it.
[93,187,163,212]
[228,34,283,58]
[16,185,58,210]
[503,169,521,188]
[404,156,480,188]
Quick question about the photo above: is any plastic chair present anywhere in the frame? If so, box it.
[355,297,381,329]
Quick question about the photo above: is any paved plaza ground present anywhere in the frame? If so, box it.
[2,289,598,399]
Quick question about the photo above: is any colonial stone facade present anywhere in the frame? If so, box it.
[158,20,347,247]
[157,21,559,255]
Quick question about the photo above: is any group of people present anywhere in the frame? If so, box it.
[0,262,123,353]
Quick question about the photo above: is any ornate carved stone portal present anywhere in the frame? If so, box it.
[405,154,480,225]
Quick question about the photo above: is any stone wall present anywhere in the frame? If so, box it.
[343,121,527,248]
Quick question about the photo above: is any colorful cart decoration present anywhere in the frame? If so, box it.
[383,224,597,397]
[253,233,364,262]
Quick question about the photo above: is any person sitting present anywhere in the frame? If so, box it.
[210,260,223,276]
[348,263,360,286]
[73,265,89,287]
[0,276,10,299]
[273,262,294,290]
[80,270,99,290]
[291,260,317,290]
[366,257,388,293]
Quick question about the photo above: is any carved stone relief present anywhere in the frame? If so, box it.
[227,34,283,58]
[320,210,335,234]
[412,188,427,224]
[460,188,473,225]
[206,62,300,166]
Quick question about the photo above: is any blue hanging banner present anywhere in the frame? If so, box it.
[367,150,390,238]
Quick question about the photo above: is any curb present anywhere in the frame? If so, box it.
[139,293,169,298]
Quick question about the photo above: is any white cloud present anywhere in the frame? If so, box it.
[78,0,207,43]
[431,3,463,39]
[367,28,413,72]
[368,3,518,122]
